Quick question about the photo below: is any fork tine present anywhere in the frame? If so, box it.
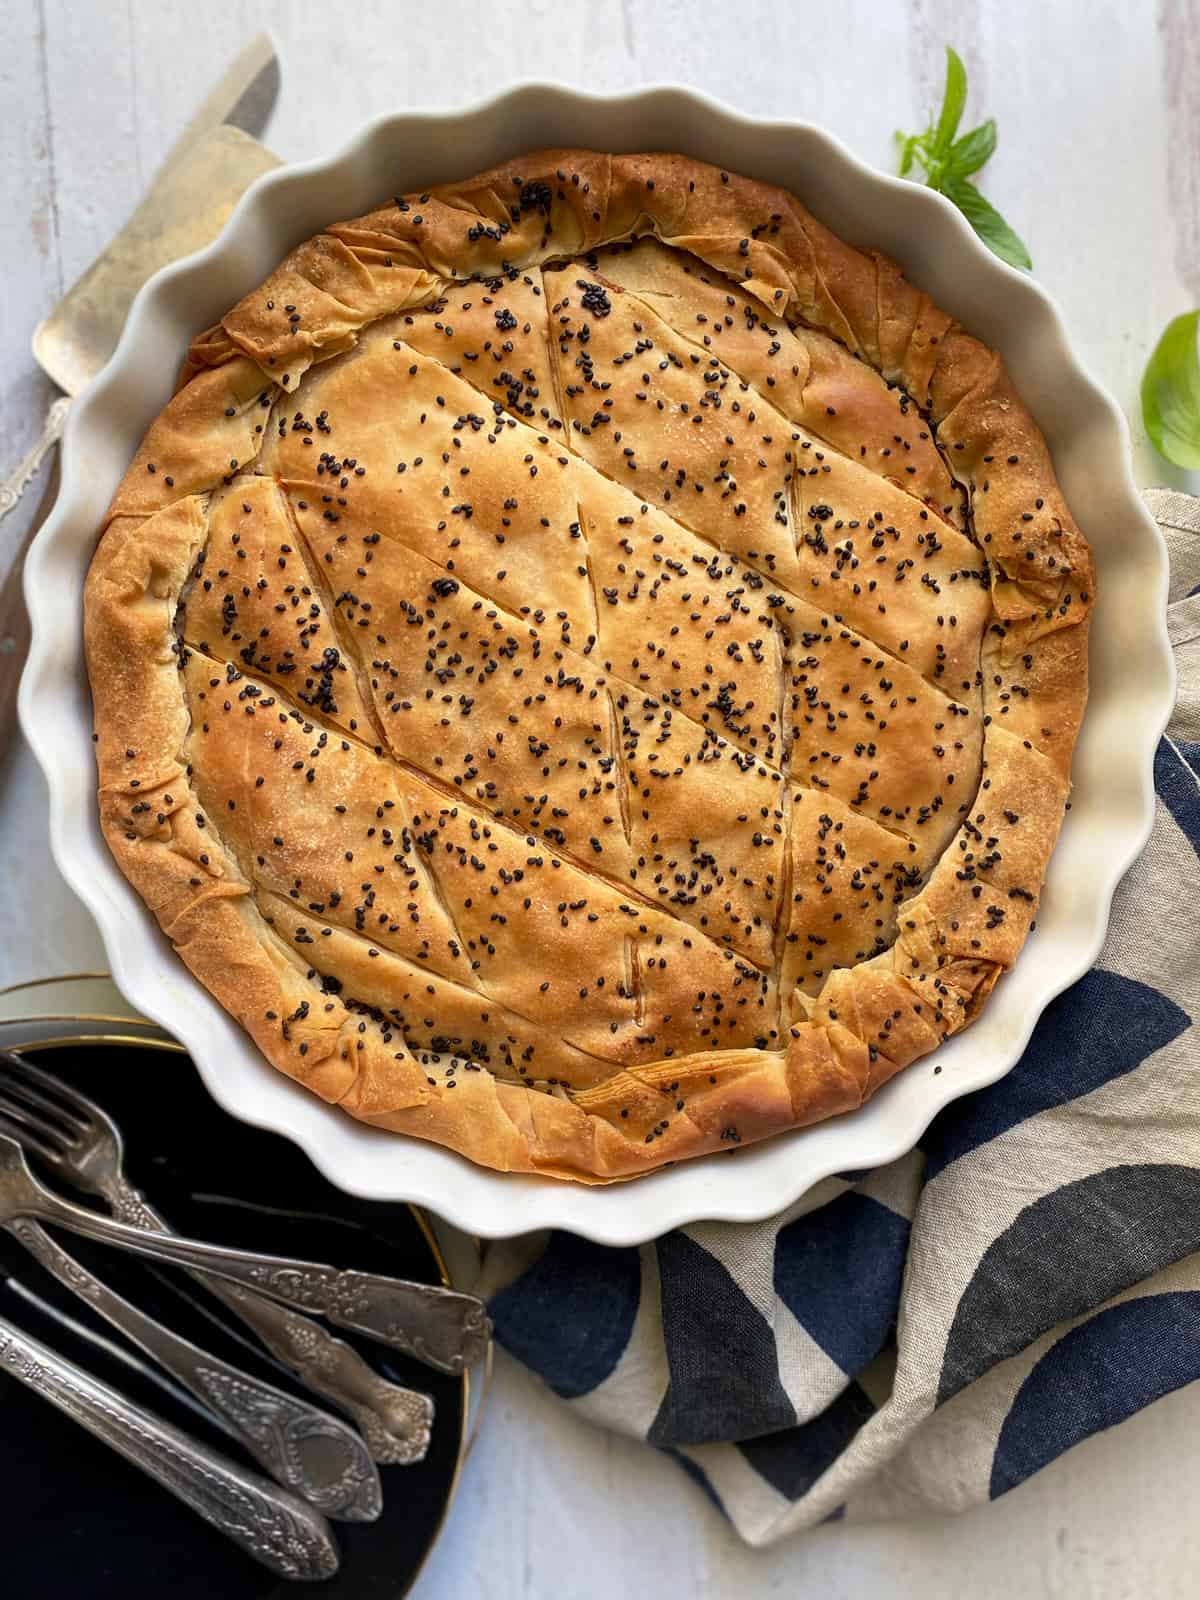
[0,1089,72,1151]
[0,1048,111,1129]
[0,1107,63,1167]
[0,1070,88,1137]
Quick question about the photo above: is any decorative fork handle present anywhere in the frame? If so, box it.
[0,1311,339,1580]
[0,395,70,524]
[4,1218,381,1520]
[19,1176,491,1376]
[106,1181,433,1464]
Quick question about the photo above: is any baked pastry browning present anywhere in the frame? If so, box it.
[84,151,1093,1181]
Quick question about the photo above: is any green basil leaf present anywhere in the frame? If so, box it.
[1141,310,1200,470]
[943,177,1033,270]
[947,118,997,177]
[895,128,936,180]
[932,46,968,158]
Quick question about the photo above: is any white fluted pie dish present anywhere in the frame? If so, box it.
[21,84,1172,1243]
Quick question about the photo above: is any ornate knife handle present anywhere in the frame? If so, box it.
[4,1218,381,1520]
[241,1264,492,1378]
[0,1313,339,1581]
[108,1180,434,1464]
[28,1179,492,1378]
[0,396,70,524]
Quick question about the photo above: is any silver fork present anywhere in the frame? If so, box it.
[0,1050,440,1462]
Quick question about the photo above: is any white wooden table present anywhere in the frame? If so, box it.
[3,2,1198,1594]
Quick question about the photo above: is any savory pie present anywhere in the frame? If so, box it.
[84,150,1093,1181]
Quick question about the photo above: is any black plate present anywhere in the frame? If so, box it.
[0,1040,466,1599]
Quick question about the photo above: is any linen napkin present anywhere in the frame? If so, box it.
[479,488,1200,1547]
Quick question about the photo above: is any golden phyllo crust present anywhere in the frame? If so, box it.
[84,151,1093,1181]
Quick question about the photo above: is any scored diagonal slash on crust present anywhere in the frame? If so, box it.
[82,150,1092,1181]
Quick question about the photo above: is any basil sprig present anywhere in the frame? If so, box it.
[896,46,1032,271]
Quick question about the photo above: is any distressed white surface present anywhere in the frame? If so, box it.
[2,1,1198,1594]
